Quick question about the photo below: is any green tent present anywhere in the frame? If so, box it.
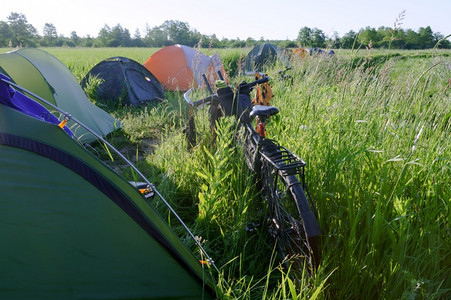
[0,48,119,144]
[0,82,215,299]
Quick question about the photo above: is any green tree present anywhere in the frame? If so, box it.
[110,24,131,47]
[42,23,58,46]
[7,12,38,47]
[404,29,420,49]
[0,21,12,47]
[328,31,341,48]
[191,29,205,47]
[231,39,246,47]
[208,34,222,48]
[297,26,313,47]
[161,20,192,45]
[388,28,406,49]
[70,31,80,46]
[82,35,94,47]
[358,26,380,47]
[312,28,326,47]
[341,30,357,49]
[376,26,391,48]
[279,39,297,48]
[433,32,451,48]
[245,37,256,47]
[144,25,169,47]
[418,26,435,49]
[132,29,144,47]
[97,24,111,46]
[96,24,132,47]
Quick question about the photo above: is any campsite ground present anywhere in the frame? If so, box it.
[1,46,450,299]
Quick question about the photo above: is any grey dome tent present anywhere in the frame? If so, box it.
[0,74,215,299]
[243,43,291,73]
[81,56,164,106]
[0,48,119,144]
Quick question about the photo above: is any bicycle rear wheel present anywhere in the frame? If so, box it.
[260,145,321,277]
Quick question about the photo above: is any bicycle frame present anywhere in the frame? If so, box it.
[184,76,317,224]
[184,75,322,275]
[184,75,302,173]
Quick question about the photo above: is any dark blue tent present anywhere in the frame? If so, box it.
[81,57,164,106]
[243,43,291,73]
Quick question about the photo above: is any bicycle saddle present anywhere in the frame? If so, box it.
[249,105,279,120]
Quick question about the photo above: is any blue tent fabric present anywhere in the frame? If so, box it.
[243,43,291,73]
[0,73,72,136]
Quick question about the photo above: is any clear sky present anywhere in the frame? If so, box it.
[1,0,450,40]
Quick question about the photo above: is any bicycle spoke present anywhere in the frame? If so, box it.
[261,156,317,277]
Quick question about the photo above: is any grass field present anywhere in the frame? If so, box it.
[1,46,450,299]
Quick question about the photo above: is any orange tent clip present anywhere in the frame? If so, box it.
[58,114,71,129]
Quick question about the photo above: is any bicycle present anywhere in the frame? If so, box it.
[184,72,321,277]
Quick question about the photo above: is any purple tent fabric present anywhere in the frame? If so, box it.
[0,73,72,136]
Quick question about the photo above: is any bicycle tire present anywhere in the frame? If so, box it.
[259,147,321,277]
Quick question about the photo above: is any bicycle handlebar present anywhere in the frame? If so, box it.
[183,75,270,108]
[184,89,217,108]
[246,75,270,88]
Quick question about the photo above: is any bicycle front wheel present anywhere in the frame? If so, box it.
[260,149,321,277]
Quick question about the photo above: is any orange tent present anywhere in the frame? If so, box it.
[144,45,228,91]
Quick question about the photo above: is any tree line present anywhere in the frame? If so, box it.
[309,26,451,50]
[1,12,449,49]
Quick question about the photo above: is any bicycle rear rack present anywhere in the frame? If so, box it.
[260,144,306,176]
[260,142,318,216]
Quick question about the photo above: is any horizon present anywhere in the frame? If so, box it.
[1,0,450,41]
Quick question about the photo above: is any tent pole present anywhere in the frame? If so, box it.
[0,76,218,272]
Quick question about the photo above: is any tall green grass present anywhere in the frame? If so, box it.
[125,48,449,298]
[266,51,450,299]
[147,50,450,299]
[75,48,451,299]
[2,46,449,298]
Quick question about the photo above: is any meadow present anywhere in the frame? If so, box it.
[1,46,450,299]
